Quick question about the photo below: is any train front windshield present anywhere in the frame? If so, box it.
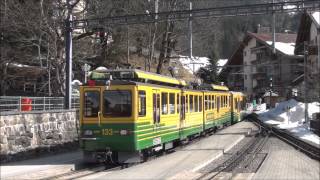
[103,90,132,117]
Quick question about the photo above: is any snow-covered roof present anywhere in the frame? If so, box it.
[178,56,210,74]
[217,59,228,73]
[312,12,320,25]
[266,41,296,55]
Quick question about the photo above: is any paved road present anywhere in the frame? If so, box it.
[253,137,320,180]
[80,121,257,180]
[0,151,82,179]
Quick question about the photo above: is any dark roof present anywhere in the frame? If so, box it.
[249,32,297,44]
[295,11,320,55]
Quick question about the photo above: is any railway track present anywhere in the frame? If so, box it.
[247,114,320,161]
[196,121,269,180]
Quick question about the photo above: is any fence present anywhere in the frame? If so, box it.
[0,96,80,113]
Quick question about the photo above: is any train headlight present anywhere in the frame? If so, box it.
[83,130,93,136]
[120,130,128,135]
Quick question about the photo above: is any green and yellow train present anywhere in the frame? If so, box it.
[79,69,246,163]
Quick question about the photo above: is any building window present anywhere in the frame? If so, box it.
[245,74,247,80]
[138,91,146,116]
[162,92,168,115]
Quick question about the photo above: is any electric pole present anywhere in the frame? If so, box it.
[272,0,276,54]
[65,0,73,109]
[304,41,309,123]
[188,1,194,74]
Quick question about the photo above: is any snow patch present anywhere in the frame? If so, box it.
[266,41,295,55]
[258,99,320,145]
[178,56,210,74]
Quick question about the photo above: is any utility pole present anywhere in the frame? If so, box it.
[304,41,308,123]
[127,25,130,65]
[65,0,73,109]
[188,1,194,74]
[149,0,159,71]
[318,12,320,103]
[272,0,276,54]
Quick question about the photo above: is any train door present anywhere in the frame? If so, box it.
[153,90,160,125]
[82,87,102,125]
[180,94,186,127]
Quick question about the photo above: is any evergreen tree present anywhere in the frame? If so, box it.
[197,48,220,84]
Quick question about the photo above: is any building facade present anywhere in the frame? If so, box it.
[295,11,320,102]
[221,31,304,101]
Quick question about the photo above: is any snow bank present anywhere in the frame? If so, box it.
[258,99,320,145]
[312,12,320,25]
[178,56,210,74]
[266,41,295,55]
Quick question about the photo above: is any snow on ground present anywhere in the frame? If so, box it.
[178,56,210,74]
[266,41,295,55]
[257,99,320,145]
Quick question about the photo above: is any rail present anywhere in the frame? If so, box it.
[0,96,80,114]
[196,123,268,180]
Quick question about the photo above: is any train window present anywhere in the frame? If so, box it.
[217,96,220,112]
[169,93,175,114]
[177,94,180,113]
[211,95,214,109]
[212,96,215,109]
[138,91,146,116]
[103,90,132,117]
[84,91,100,117]
[162,92,168,115]
[226,96,228,107]
[189,95,194,112]
[186,95,189,113]
[195,95,199,112]
[205,95,208,110]
[208,95,212,110]
[199,96,203,112]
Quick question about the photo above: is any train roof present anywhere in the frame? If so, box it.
[88,69,231,91]
[89,69,187,87]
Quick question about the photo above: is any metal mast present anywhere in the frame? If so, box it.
[65,0,73,109]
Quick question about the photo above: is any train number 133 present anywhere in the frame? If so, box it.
[102,129,113,136]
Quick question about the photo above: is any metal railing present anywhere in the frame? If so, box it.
[0,96,80,113]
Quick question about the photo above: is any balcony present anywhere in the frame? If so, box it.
[252,72,267,80]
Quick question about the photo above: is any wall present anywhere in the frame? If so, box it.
[243,38,257,97]
[0,110,79,162]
